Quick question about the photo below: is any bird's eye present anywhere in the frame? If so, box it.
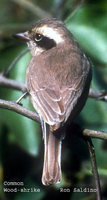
[35,33,43,41]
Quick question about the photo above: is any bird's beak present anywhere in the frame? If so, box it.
[13,32,30,41]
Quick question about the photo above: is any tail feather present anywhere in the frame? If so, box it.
[42,123,62,185]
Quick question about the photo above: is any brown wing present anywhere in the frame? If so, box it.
[26,43,91,128]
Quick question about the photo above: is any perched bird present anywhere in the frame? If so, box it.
[14,18,92,185]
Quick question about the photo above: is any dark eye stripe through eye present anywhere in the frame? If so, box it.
[33,34,56,50]
[35,33,43,41]
[37,36,56,50]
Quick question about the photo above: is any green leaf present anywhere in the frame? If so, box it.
[66,4,107,64]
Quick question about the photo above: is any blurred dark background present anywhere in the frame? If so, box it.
[0,0,107,200]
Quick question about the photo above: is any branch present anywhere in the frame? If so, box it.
[0,99,40,123]
[89,88,107,102]
[83,129,107,140]
[0,73,27,92]
[0,98,107,140]
[0,73,107,102]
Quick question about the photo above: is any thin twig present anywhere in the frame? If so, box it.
[0,99,40,123]
[4,48,29,76]
[87,138,102,200]
[65,0,85,23]
[16,91,28,104]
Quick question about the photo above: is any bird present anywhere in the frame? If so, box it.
[14,18,92,186]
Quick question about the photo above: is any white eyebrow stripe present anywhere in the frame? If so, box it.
[38,26,64,43]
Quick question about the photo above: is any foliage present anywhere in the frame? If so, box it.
[0,0,107,200]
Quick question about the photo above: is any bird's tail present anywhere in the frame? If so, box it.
[42,123,62,185]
